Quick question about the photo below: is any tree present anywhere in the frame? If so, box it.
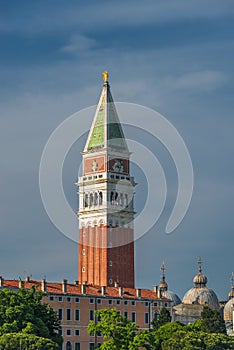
[0,332,59,350]
[151,308,171,330]
[88,308,153,349]
[161,331,234,350]
[0,287,62,347]
[200,306,226,335]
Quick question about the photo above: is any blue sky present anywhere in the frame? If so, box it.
[0,0,234,300]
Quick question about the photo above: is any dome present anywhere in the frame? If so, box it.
[182,286,220,310]
[182,258,220,311]
[160,279,168,291]
[229,290,234,299]
[162,290,181,306]
[193,272,208,286]
[224,297,234,321]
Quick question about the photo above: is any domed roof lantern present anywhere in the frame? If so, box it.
[193,256,208,287]
[228,272,234,300]
[159,260,168,291]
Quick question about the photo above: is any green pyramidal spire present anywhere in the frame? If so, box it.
[84,71,129,153]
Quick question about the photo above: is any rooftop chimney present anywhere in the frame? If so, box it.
[74,280,79,286]
[101,286,106,296]
[157,289,161,299]
[114,281,119,287]
[81,283,86,295]
[118,287,123,297]
[41,278,46,292]
[153,285,158,294]
[62,279,67,294]
[136,288,141,299]
[25,276,30,282]
[19,280,24,289]
[0,276,4,287]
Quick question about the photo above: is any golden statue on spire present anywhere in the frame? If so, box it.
[102,71,108,82]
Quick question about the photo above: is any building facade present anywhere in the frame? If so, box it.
[0,278,172,350]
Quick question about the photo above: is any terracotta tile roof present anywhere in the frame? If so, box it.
[2,279,170,301]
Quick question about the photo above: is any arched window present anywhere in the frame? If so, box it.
[110,191,114,204]
[125,194,128,207]
[84,194,88,207]
[120,193,124,206]
[66,341,72,350]
[94,192,98,206]
[90,193,93,206]
[115,192,118,205]
[99,191,103,205]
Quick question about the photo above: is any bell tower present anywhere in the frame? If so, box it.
[77,72,135,288]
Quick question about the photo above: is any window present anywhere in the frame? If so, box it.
[58,308,63,320]
[49,296,54,301]
[89,343,95,350]
[90,193,93,206]
[124,300,128,305]
[75,343,80,350]
[75,329,80,336]
[144,312,149,324]
[154,302,158,307]
[99,192,103,205]
[90,298,94,304]
[131,301,136,306]
[109,278,113,284]
[58,327,62,336]
[109,260,112,267]
[75,297,80,303]
[67,297,71,302]
[108,299,113,305]
[124,311,128,319]
[90,310,94,320]
[82,267,85,272]
[94,192,98,205]
[82,249,85,255]
[154,312,158,320]
[97,299,102,305]
[84,194,88,207]
[66,341,72,350]
[75,309,80,321]
[144,302,149,307]
[67,308,71,321]
[110,191,114,204]
[116,300,121,305]
[164,302,168,307]
[66,329,71,336]
[58,296,63,302]
[132,312,136,322]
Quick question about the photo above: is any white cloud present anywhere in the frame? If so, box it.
[60,34,97,54]
[162,70,228,93]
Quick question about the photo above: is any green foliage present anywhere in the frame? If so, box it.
[161,330,234,350]
[88,308,153,350]
[0,287,62,346]
[187,319,202,332]
[0,332,59,350]
[151,308,172,330]
[87,308,234,350]
[200,306,226,334]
